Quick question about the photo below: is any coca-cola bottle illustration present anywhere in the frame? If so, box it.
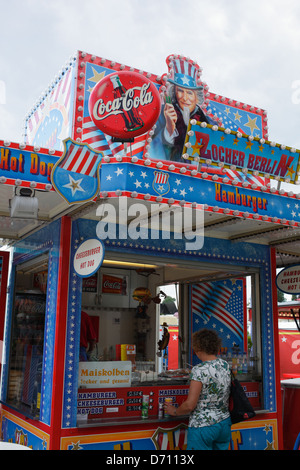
[121,276,127,295]
[110,75,144,133]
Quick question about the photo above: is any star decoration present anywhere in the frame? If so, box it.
[71,441,83,450]
[63,175,85,196]
[264,440,275,450]
[88,67,106,84]
[245,141,254,150]
[286,165,296,179]
[264,425,271,434]
[234,111,242,122]
[181,76,191,86]
[244,115,260,135]
[193,140,205,156]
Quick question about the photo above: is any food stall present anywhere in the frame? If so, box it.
[1,50,300,450]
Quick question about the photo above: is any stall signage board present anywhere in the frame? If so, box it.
[73,238,105,278]
[100,161,300,224]
[276,265,300,294]
[73,52,268,185]
[0,141,61,187]
[78,361,132,388]
[88,71,161,140]
[184,123,300,184]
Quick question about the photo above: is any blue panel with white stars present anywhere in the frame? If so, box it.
[100,161,300,223]
[62,224,82,428]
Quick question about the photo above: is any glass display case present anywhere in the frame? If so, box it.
[7,290,46,419]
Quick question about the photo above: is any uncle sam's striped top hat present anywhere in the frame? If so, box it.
[166,54,203,90]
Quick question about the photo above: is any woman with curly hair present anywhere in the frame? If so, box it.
[164,329,232,450]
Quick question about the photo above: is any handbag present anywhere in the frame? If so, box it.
[229,372,256,424]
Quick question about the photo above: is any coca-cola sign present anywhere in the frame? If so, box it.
[102,274,127,295]
[88,71,161,140]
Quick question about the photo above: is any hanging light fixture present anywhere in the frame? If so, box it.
[10,187,38,219]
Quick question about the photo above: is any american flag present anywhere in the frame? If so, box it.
[192,282,214,322]
[192,279,245,349]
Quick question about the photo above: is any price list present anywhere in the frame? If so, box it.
[77,385,189,420]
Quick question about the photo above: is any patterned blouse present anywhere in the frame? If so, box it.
[189,358,231,428]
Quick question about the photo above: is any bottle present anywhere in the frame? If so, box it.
[232,354,237,376]
[158,401,164,419]
[164,397,173,418]
[121,276,127,295]
[237,354,243,375]
[227,352,232,369]
[242,352,248,374]
[110,75,144,133]
[141,395,149,419]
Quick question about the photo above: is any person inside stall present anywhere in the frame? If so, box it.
[164,329,231,450]
[80,311,97,361]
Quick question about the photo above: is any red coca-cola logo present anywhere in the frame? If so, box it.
[88,71,161,139]
[103,280,121,289]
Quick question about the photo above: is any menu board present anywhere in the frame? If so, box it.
[77,385,189,420]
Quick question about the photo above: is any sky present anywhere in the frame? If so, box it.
[1,0,300,153]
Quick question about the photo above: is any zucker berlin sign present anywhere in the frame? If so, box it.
[183,122,300,184]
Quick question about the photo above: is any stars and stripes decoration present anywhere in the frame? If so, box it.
[153,425,188,450]
[51,138,102,205]
[206,100,264,138]
[191,278,246,360]
[25,60,76,151]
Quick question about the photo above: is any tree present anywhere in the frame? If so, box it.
[277,289,286,303]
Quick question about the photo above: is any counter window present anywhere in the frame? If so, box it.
[6,256,48,419]
[77,262,264,426]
